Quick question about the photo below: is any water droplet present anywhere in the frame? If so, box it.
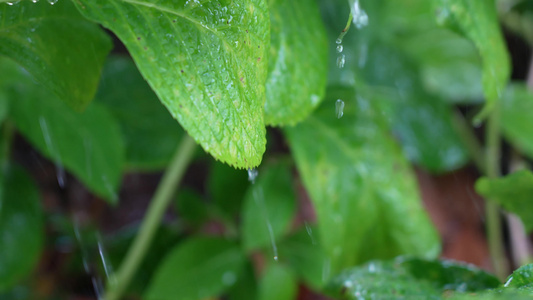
[32,0,39,3]
[335,38,342,44]
[336,45,343,53]
[253,186,278,262]
[48,0,58,5]
[247,168,258,184]
[6,1,19,5]
[336,54,345,68]
[504,276,513,287]
[336,99,345,119]
[273,256,278,261]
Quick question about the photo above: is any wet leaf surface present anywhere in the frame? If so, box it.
[327,257,500,299]
[264,0,328,126]
[0,0,111,110]
[74,0,270,168]
[285,86,440,272]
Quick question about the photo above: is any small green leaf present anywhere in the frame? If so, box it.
[0,166,43,292]
[284,87,440,272]
[146,237,246,300]
[208,161,249,216]
[504,264,533,291]
[258,263,298,300]
[95,56,184,171]
[242,162,296,252]
[0,0,111,110]
[278,227,329,289]
[327,257,500,299]
[3,59,124,202]
[500,84,533,160]
[264,0,328,126]
[74,0,270,168]
[432,0,510,120]
[475,170,533,232]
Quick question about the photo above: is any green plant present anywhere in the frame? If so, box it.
[2,0,533,299]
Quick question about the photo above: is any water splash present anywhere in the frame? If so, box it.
[247,168,258,184]
[349,0,369,29]
[335,99,345,119]
[39,117,66,188]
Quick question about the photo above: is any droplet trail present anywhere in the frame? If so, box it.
[336,99,345,119]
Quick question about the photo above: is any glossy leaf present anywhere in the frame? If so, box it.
[0,0,111,110]
[327,257,500,299]
[0,166,43,292]
[258,263,298,300]
[284,87,440,272]
[433,0,510,119]
[500,84,533,160]
[242,162,296,252]
[145,237,246,300]
[264,0,328,126]
[95,56,184,171]
[475,170,533,232]
[4,59,124,202]
[504,263,533,291]
[278,227,329,289]
[74,0,270,168]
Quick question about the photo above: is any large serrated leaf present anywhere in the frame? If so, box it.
[432,0,510,119]
[0,165,43,292]
[73,0,270,168]
[284,87,440,272]
[95,56,184,171]
[475,170,533,232]
[264,0,328,126]
[2,58,124,203]
[145,237,247,300]
[0,0,111,110]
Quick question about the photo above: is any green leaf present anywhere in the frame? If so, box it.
[500,84,533,160]
[242,162,296,252]
[258,263,298,300]
[0,165,43,292]
[264,0,328,126]
[95,56,184,171]
[475,170,533,232]
[278,227,329,289]
[174,188,209,228]
[145,237,247,300]
[398,29,484,104]
[504,263,533,291]
[3,59,124,203]
[432,0,510,120]
[0,0,111,110]
[208,161,249,216]
[73,0,270,169]
[227,262,257,300]
[284,87,440,272]
[327,257,500,299]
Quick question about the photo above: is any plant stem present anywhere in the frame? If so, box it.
[105,135,197,300]
[485,106,507,280]
[452,110,485,174]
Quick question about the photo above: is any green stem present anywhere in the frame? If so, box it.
[452,110,485,174]
[485,107,507,280]
[336,12,353,43]
[105,135,197,300]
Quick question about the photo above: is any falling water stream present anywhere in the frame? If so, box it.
[247,168,279,261]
